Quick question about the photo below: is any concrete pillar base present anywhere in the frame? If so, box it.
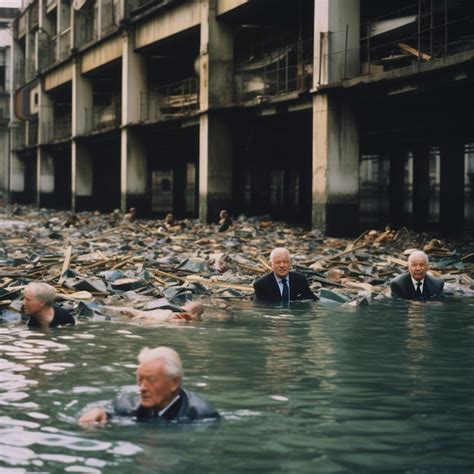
[313,202,359,236]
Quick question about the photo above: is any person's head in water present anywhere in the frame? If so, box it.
[408,250,429,282]
[269,247,291,279]
[23,282,56,316]
[136,346,183,409]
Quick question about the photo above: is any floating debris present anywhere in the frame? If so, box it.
[0,205,473,322]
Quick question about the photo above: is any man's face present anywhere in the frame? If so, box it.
[23,290,45,316]
[136,360,180,409]
[408,255,428,281]
[271,252,291,279]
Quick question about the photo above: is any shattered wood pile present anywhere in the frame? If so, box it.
[1,206,473,321]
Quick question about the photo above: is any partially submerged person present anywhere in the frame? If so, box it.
[390,250,444,301]
[253,247,318,303]
[23,282,75,328]
[98,300,204,323]
[218,209,233,233]
[79,346,219,425]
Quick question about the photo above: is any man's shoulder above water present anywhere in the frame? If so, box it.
[390,272,444,301]
[112,388,220,422]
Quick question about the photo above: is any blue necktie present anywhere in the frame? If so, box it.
[281,278,289,304]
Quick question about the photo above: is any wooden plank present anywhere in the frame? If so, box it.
[398,42,431,61]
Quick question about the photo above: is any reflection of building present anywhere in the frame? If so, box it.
[0,7,18,196]
[8,0,474,235]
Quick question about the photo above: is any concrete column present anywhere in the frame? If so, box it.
[198,0,233,222]
[71,141,92,211]
[121,33,147,212]
[412,145,430,231]
[121,129,147,212]
[38,148,54,207]
[72,60,93,136]
[38,86,54,144]
[312,93,359,235]
[389,150,405,228]
[314,0,360,87]
[10,153,25,193]
[440,142,465,235]
[312,0,360,235]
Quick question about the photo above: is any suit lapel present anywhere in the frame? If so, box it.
[269,274,281,301]
[404,273,417,299]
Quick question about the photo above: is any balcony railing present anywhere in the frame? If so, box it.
[29,2,39,31]
[43,115,72,143]
[235,39,314,102]
[140,77,199,122]
[85,102,121,132]
[125,0,170,17]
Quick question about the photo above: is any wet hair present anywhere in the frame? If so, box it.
[24,282,56,305]
[269,247,291,264]
[138,346,183,382]
[408,250,429,265]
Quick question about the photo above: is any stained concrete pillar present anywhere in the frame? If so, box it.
[72,60,93,210]
[38,148,54,207]
[38,86,54,145]
[72,142,93,211]
[312,0,360,235]
[121,33,147,213]
[312,93,359,235]
[440,141,465,235]
[199,0,233,222]
[412,145,430,232]
[389,150,406,228]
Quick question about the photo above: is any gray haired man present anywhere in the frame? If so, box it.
[79,346,219,425]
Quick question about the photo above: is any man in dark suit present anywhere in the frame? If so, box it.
[253,247,318,303]
[390,250,444,301]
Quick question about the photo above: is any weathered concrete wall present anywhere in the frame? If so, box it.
[135,1,200,49]
[39,150,54,194]
[72,142,93,212]
[10,153,24,192]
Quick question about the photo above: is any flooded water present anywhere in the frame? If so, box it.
[1,299,473,473]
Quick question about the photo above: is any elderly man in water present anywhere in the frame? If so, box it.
[79,346,219,425]
[23,282,75,328]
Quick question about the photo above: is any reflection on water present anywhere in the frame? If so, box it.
[1,299,474,473]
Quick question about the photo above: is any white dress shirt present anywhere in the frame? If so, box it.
[411,277,424,294]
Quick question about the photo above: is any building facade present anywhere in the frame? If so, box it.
[8,0,474,235]
[0,7,18,196]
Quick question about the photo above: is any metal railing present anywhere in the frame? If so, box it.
[235,38,313,102]
[140,77,199,122]
[125,0,170,17]
[85,102,121,132]
[43,115,72,143]
[318,1,474,83]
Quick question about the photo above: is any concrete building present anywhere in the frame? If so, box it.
[0,7,18,196]
[8,0,474,236]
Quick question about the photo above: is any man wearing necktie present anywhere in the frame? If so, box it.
[390,250,444,301]
[253,247,318,303]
